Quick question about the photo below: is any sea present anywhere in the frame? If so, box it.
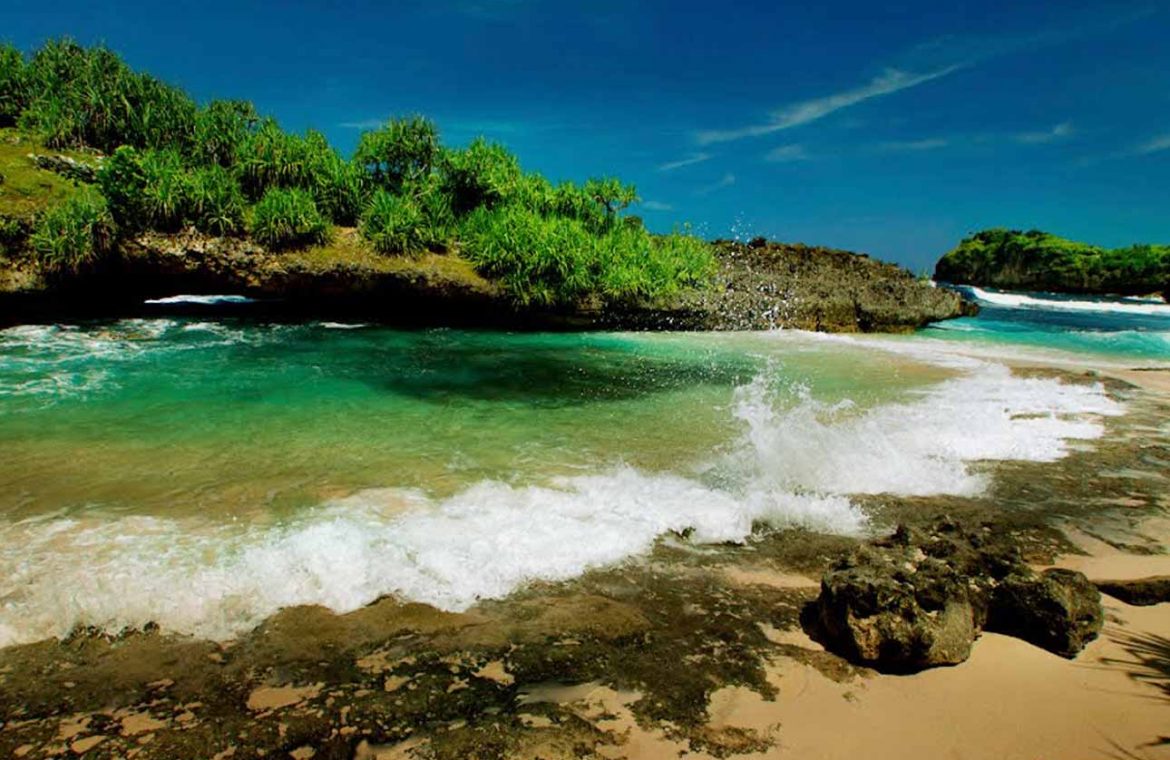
[0,285,1166,647]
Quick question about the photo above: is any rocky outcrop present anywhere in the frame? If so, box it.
[806,521,1103,672]
[989,568,1103,657]
[1095,576,1170,606]
[0,231,975,331]
[27,153,101,183]
[606,238,974,332]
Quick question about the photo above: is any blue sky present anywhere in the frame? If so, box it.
[3,0,1168,270]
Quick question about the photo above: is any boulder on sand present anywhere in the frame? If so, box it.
[807,520,1103,672]
[988,568,1104,658]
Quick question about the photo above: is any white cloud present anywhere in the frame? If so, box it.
[695,65,966,145]
[641,200,674,211]
[1136,134,1170,155]
[657,153,712,172]
[339,118,387,130]
[696,173,736,195]
[878,137,951,152]
[764,144,812,163]
[1014,122,1074,144]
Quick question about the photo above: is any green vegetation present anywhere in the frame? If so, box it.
[28,187,114,273]
[935,228,1170,298]
[0,38,714,307]
[250,187,331,250]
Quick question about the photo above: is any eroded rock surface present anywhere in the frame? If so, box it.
[807,520,1103,671]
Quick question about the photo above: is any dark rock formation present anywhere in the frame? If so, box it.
[988,568,1103,657]
[807,520,1103,672]
[605,239,974,332]
[1095,576,1170,606]
[814,546,980,669]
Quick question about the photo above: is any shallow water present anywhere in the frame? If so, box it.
[0,292,1156,646]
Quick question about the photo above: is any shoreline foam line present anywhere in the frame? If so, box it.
[0,360,1123,647]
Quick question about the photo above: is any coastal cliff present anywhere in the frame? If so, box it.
[0,228,971,331]
[935,228,1170,299]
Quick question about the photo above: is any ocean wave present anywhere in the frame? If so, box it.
[0,360,1123,646]
[965,286,1170,317]
[144,294,256,305]
[0,320,299,405]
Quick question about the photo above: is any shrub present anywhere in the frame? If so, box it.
[460,204,597,305]
[249,187,330,250]
[97,145,148,230]
[236,122,346,206]
[360,190,431,255]
[190,165,246,236]
[461,204,714,306]
[595,225,714,302]
[192,99,258,168]
[308,153,368,226]
[236,119,304,198]
[440,138,522,215]
[584,177,638,223]
[355,116,440,190]
[550,180,607,231]
[19,39,196,152]
[0,44,28,127]
[29,188,115,273]
[139,149,193,231]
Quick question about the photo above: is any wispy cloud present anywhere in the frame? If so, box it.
[1135,133,1170,155]
[339,118,387,130]
[878,137,951,152]
[764,144,812,163]
[641,200,674,211]
[693,8,1154,149]
[1014,122,1074,144]
[696,173,736,195]
[695,65,966,145]
[657,153,712,172]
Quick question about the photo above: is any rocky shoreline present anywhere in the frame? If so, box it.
[0,231,972,331]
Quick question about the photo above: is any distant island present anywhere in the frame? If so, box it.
[935,228,1170,300]
[0,39,965,330]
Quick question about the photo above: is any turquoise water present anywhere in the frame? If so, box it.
[0,293,1149,645]
[924,285,1170,360]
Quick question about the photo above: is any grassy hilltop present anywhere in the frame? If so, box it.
[935,228,1170,299]
[0,39,711,308]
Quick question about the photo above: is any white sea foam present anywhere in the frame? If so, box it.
[967,286,1170,317]
[144,294,255,304]
[0,357,1124,646]
[0,320,293,403]
[319,322,370,330]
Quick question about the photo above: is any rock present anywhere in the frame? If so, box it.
[988,568,1103,658]
[806,520,1105,671]
[599,239,974,332]
[813,546,980,671]
[27,152,100,183]
[1094,575,1170,606]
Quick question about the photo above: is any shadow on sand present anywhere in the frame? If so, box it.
[1100,629,1170,758]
